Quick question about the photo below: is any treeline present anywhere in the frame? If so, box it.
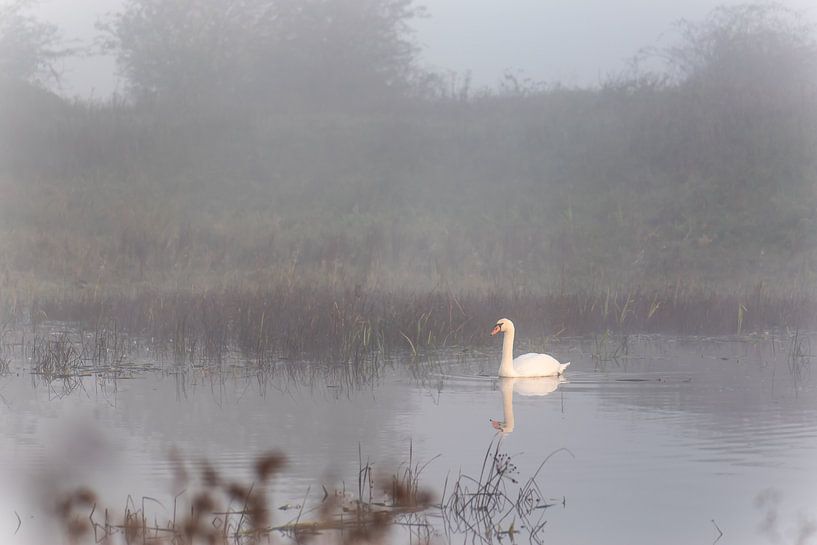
[0,2,816,296]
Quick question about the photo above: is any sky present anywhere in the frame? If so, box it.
[29,0,817,98]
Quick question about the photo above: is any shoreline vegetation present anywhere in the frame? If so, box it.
[2,2,817,344]
[41,438,562,545]
[2,285,814,367]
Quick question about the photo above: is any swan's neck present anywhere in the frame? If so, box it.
[499,329,517,377]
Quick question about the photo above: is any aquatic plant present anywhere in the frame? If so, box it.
[14,286,815,369]
[47,447,435,545]
[41,438,568,545]
[441,437,572,545]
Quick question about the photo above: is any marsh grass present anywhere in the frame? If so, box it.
[11,285,815,369]
[53,451,290,544]
[27,327,138,375]
[0,317,11,374]
[786,329,813,389]
[50,447,437,545]
[31,333,83,378]
[48,438,570,545]
[14,322,166,398]
[440,437,572,545]
[591,331,630,367]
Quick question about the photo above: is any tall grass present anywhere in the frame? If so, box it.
[5,284,813,366]
[441,438,572,544]
[46,438,570,545]
[48,446,436,545]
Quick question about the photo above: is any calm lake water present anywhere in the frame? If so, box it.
[1,332,816,544]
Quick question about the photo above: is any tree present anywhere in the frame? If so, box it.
[0,0,66,85]
[101,0,425,110]
[637,3,817,258]
[630,3,817,187]
[654,3,817,106]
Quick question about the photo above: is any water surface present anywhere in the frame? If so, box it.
[1,333,815,544]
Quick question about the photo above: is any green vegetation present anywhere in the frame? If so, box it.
[1,2,815,336]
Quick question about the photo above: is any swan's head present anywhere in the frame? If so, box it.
[491,318,514,336]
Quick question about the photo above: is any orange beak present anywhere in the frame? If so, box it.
[490,325,501,336]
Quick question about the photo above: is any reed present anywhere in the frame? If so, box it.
[440,437,572,545]
[48,446,437,545]
[786,329,813,388]
[8,285,815,367]
[44,437,571,545]
[31,333,82,378]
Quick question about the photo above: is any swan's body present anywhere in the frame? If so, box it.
[491,318,570,378]
[490,376,563,433]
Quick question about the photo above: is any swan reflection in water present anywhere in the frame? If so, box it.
[490,376,565,433]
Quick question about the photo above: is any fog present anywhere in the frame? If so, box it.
[1,0,816,299]
[2,3,817,543]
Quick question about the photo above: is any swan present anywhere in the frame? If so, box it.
[490,376,562,433]
[491,318,570,377]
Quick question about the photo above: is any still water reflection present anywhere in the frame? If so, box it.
[490,377,564,433]
[1,334,816,544]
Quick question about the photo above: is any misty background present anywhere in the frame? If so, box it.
[27,0,817,97]
[3,5,817,544]
[1,0,816,299]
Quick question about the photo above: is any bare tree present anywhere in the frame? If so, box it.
[0,0,67,85]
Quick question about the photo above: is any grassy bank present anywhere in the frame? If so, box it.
[2,72,817,297]
[2,6,816,342]
[2,94,816,349]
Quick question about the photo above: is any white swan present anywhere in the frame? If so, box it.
[490,376,562,433]
[491,318,570,377]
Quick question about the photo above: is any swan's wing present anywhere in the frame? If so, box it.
[513,353,569,377]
